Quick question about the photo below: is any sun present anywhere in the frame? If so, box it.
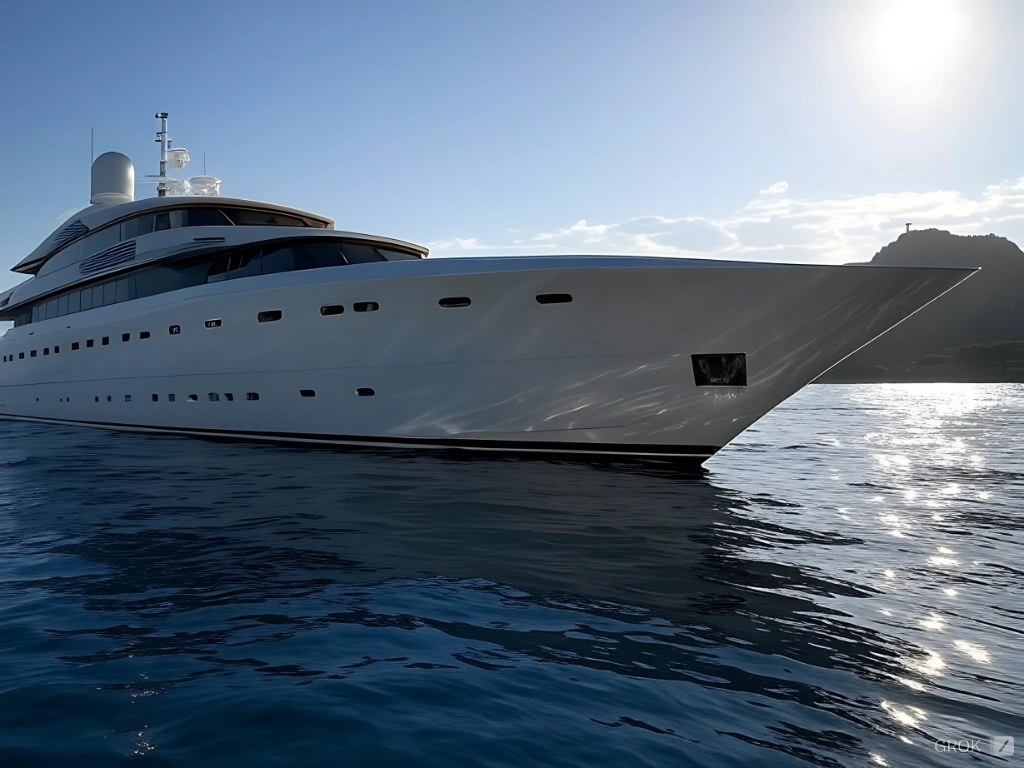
[867,0,963,98]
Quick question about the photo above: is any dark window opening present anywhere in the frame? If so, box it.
[30,350,36,357]
[168,394,175,402]
[356,388,375,397]
[246,392,259,401]
[224,393,234,402]
[87,339,94,348]
[205,319,222,328]
[342,243,385,264]
[187,394,198,402]
[152,394,158,402]
[169,325,180,335]
[54,346,59,353]
[353,302,379,312]
[536,293,573,304]
[439,297,471,308]
[125,395,131,402]
[258,310,282,323]
[95,396,99,402]
[300,389,315,397]
[320,304,344,316]
[140,331,150,339]
[106,396,111,402]
[692,353,747,387]
[122,333,130,342]
[43,348,49,356]
[101,337,109,346]
[208,393,220,401]
[72,342,80,350]
[19,352,24,359]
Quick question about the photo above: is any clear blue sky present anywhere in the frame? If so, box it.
[1,0,1021,292]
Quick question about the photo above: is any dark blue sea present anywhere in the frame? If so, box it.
[1,384,1021,766]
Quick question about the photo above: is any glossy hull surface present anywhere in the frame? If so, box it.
[0,256,972,462]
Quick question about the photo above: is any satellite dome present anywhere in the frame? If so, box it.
[90,152,134,205]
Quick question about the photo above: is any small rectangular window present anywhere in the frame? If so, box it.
[18,352,24,359]
[115,279,130,303]
[57,294,69,316]
[205,319,222,328]
[187,394,197,402]
[30,350,36,357]
[87,339,94,348]
[300,389,315,397]
[152,394,158,402]
[224,393,234,401]
[169,325,181,335]
[102,282,116,306]
[246,392,259,401]
[125,395,131,402]
[692,353,747,386]
[439,297,471,308]
[47,298,58,318]
[122,333,130,342]
[140,331,150,339]
[54,346,59,354]
[102,337,109,346]
[80,288,93,311]
[72,342,80,350]
[67,291,81,314]
[353,302,379,312]
[106,396,111,402]
[168,394,175,402]
[320,305,344,316]
[208,392,220,401]
[92,285,104,309]
[257,310,282,322]
[43,348,49,356]
[356,387,375,397]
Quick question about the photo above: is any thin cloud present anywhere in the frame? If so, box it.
[429,177,1024,263]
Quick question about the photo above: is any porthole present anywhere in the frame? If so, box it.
[152,394,158,402]
[187,394,198,402]
[54,346,59,354]
[224,393,234,401]
[536,293,572,304]
[169,325,180,335]
[208,392,220,401]
[102,337,109,346]
[43,348,49,356]
[353,302,379,312]
[19,353,24,359]
[122,333,130,342]
[140,331,151,339]
[258,310,282,323]
[205,319,222,328]
[125,395,131,402]
[30,350,36,357]
[320,305,344,316]
[438,297,471,308]
[300,389,315,398]
[356,388,375,397]
[87,340,94,348]
[106,396,111,402]
[246,392,260,401]
[94,396,99,402]
[168,394,176,402]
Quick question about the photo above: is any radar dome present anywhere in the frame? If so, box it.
[90,152,134,205]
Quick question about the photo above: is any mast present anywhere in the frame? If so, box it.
[155,112,169,197]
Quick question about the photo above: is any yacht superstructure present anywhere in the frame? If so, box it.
[0,116,973,463]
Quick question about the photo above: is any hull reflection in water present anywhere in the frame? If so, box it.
[0,383,1020,766]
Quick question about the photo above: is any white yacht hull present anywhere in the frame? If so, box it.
[0,256,971,463]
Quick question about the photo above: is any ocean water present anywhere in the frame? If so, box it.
[0,384,1021,766]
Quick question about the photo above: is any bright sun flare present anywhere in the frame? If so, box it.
[869,0,963,96]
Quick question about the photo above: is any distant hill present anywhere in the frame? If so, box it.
[819,229,1024,383]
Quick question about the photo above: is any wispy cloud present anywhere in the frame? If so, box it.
[428,177,1024,263]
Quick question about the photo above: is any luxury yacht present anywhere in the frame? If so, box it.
[0,115,973,463]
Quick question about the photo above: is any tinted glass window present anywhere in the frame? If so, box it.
[207,250,261,283]
[121,215,155,240]
[342,243,386,264]
[223,208,310,227]
[92,284,104,308]
[186,208,232,227]
[46,298,58,318]
[102,282,116,306]
[261,245,317,274]
[32,304,41,322]
[115,278,130,303]
[57,294,68,316]
[68,291,80,313]
[82,226,119,259]
[154,211,172,231]
[305,242,347,268]
[377,248,420,261]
